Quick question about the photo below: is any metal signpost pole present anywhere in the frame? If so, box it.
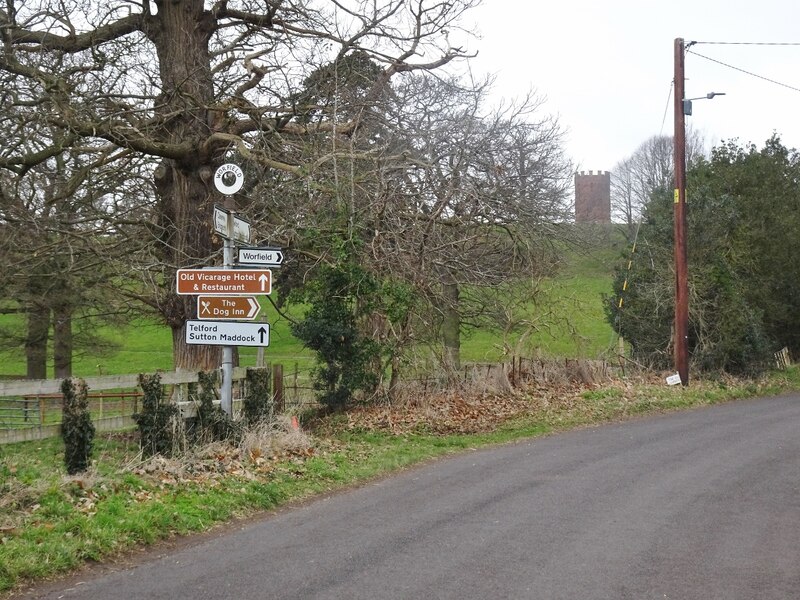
[213,163,245,416]
[220,217,234,416]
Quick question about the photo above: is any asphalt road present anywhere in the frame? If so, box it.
[22,394,800,600]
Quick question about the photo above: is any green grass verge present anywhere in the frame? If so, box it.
[2,366,799,594]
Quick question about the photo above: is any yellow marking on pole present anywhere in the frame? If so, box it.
[674,188,680,203]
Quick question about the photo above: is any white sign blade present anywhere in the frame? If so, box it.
[213,206,230,238]
[185,320,269,347]
[232,217,251,243]
[237,247,284,266]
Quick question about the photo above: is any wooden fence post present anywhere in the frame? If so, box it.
[273,363,284,413]
[293,363,299,409]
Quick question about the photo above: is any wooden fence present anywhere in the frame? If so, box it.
[0,357,620,444]
[0,365,316,445]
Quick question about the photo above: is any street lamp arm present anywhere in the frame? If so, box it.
[685,92,726,101]
[683,91,725,116]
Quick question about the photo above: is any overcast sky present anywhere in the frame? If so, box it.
[461,0,800,172]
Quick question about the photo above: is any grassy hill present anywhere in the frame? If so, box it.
[462,225,626,362]
[0,226,627,377]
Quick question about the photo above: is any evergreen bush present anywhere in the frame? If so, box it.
[291,264,380,409]
[194,370,238,442]
[134,373,180,457]
[60,377,95,475]
[243,367,273,425]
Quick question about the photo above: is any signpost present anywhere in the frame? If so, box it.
[213,204,251,243]
[185,320,269,347]
[179,164,286,415]
[176,268,271,295]
[212,164,250,414]
[237,246,284,267]
[197,296,260,320]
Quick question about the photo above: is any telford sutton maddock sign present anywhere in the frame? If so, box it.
[185,320,269,347]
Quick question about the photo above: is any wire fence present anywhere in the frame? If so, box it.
[0,392,142,429]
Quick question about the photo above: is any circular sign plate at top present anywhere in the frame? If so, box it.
[214,163,244,195]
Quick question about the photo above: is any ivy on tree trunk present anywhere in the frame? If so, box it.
[61,377,95,475]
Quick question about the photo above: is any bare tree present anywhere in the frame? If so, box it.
[0,0,477,370]
[611,131,704,235]
[371,74,573,372]
[0,133,151,378]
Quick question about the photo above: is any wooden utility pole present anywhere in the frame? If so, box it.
[673,38,689,385]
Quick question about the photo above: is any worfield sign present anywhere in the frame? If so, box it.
[176,269,271,295]
[237,247,284,266]
[185,320,269,347]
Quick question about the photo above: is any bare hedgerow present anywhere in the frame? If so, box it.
[122,417,313,484]
[238,416,312,460]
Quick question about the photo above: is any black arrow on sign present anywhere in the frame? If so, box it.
[258,327,267,344]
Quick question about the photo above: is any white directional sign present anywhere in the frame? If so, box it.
[213,205,230,238]
[212,204,251,243]
[185,320,269,347]
[237,247,284,266]
[232,218,251,243]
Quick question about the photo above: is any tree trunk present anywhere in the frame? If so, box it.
[172,324,219,371]
[25,303,49,380]
[53,303,73,378]
[388,354,401,401]
[442,279,461,373]
[148,1,223,371]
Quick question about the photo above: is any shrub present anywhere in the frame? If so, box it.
[243,367,274,425]
[291,264,379,409]
[134,373,180,457]
[60,377,95,475]
[194,370,238,442]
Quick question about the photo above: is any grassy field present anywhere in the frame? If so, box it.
[0,226,628,378]
[460,226,627,362]
[0,301,313,379]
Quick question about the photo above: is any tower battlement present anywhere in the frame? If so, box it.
[574,170,611,223]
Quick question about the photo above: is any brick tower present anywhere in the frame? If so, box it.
[574,170,611,223]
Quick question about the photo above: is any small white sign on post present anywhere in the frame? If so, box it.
[212,204,250,243]
[213,205,231,238]
[237,247,284,266]
[213,163,244,195]
[666,373,682,386]
[232,216,251,244]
